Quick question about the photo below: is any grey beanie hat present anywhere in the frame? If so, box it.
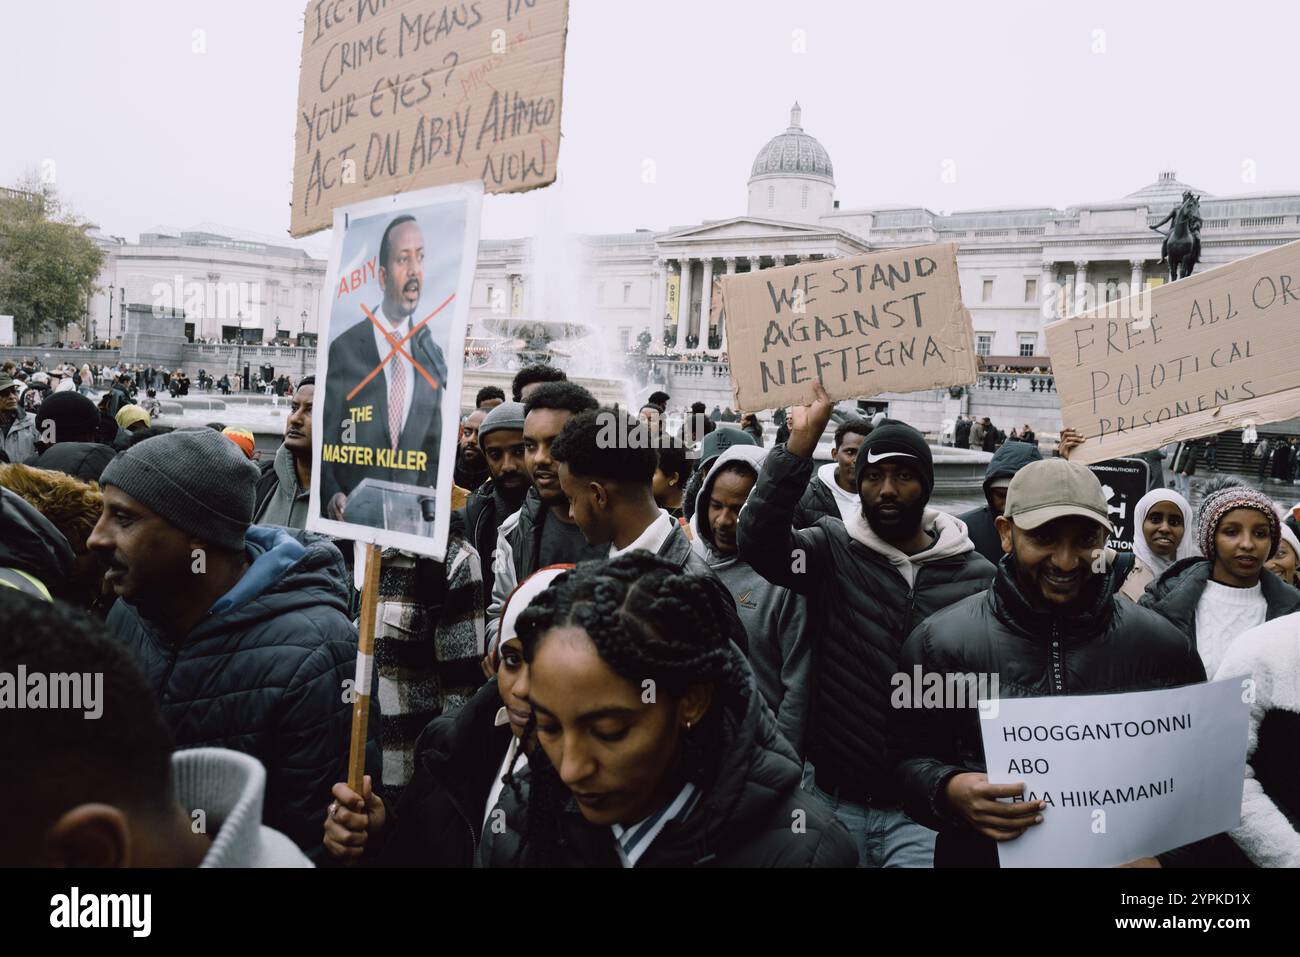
[99,428,261,550]
[478,401,526,444]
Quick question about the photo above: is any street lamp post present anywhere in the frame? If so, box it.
[235,310,245,392]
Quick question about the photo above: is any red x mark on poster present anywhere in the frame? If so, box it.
[345,293,454,402]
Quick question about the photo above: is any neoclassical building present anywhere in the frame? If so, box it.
[469,102,1300,373]
[81,103,1300,388]
[86,227,326,346]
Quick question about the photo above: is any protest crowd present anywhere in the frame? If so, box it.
[3,354,1300,871]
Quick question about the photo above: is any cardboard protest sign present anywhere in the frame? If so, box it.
[720,243,976,412]
[1086,457,1149,550]
[292,0,569,237]
[981,678,1249,868]
[1046,239,1300,464]
[307,181,483,559]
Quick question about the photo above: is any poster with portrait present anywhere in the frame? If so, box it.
[307,180,483,560]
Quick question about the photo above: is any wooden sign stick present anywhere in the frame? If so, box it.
[347,542,383,794]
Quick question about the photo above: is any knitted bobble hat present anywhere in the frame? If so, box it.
[1197,485,1280,561]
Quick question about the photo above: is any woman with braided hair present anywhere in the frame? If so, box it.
[480,552,855,868]
[322,566,570,866]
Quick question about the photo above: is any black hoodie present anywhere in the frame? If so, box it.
[957,441,1043,564]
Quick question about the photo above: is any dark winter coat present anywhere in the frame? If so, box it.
[958,440,1043,565]
[893,556,1206,867]
[1139,556,1300,647]
[107,525,381,854]
[737,444,994,806]
[30,442,117,483]
[456,477,525,605]
[366,679,514,867]
[0,486,75,599]
[478,648,856,867]
[793,470,840,529]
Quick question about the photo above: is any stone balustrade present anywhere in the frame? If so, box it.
[973,373,1055,393]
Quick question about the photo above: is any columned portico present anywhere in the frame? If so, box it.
[698,257,714,349]
[677,258,693,351]
[719,258,736,354]
[1073,259,1089,316]
[651,258,667,347]
[1041,261,1056,319]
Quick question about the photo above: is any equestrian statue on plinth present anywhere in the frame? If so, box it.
[1150,190,1202,281]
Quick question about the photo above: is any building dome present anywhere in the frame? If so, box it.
[1125,170,1211,204]
[749,103,834,184]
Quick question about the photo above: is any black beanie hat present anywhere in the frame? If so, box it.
[35,392,100,444]
[855,421,934,500]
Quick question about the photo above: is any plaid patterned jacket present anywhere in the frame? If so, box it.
[372,533,485,799]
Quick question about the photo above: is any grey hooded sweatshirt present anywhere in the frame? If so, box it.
[690,444,811,756]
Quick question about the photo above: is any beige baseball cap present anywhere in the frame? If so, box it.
[1004,458,1113,534]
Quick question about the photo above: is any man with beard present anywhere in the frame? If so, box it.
[453,408,489,492]
[892,459,1207,867]
[320,215,447,526]
[737,381,993,867]
[88,429,379,855]
[254,376,315,529]
[456,401,530,603]
[484,382,605,650]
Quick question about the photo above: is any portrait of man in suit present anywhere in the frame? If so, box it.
[319,213,449,528]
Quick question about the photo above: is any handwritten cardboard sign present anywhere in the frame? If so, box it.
[291,0,569,237]
[1046,239,1300,464]
[720,243,976,411]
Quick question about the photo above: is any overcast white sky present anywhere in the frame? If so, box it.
[3,0,1297,255]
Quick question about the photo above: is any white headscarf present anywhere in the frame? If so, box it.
[1132,489,1197,577]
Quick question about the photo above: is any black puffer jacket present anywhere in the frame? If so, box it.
[0,486,75,599]
[793,472,839,529]
[456,477,525,605]
[957,440,1042,565]
[893,556,1206,867]
[738,444,994,805]
[30,442,117,483]
[1140,557,1300,647]
[366,679,514,867]
[107,525,381,854]
[478,650,856,867]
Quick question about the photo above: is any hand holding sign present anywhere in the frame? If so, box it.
[785,381,834,459]
[1057,427,1086,460]
[945,773,1046,842]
